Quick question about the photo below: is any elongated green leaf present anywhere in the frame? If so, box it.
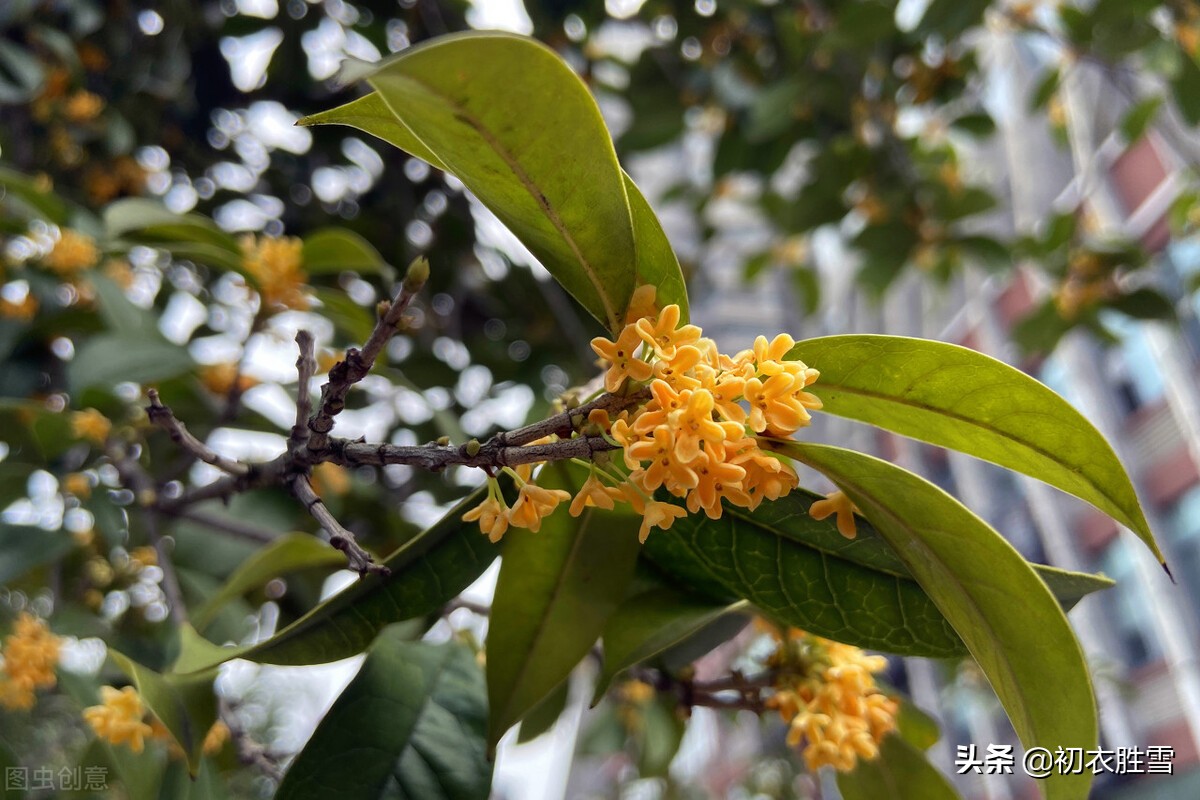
[0,165,69,223]
[277,633,490,800]
[787,335,1163,564]
[597,587,748,700]
[302,33,639,332]
[837,735,961,800]
[191,534,345,629]
[783,442,1096,800]
[487,463,641,748]
[173,485,504,673]
[623,176,688,321]
[107,652,218,775]
[302,228,391,276]
[70,333,193,391]
[0,524,74,585]
[640,486,1109,658]
[516,679,570,744]
[90,274,159,338]
[104,199,239,253]
[301,92,688,323]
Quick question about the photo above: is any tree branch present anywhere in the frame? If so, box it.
[292,330,316,448]
[146,389,250,477]
[290,475,389,577]
[305,258,428,457]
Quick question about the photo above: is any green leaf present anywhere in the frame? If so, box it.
[596,587,748,701]
[303,33,638,332]
[103,199,242,270]
[191,534,345,629]
[305,92,686,324]
[787,335,1164,564]
[487,463,642,748]
[1170,50,1200,126]
[302,228,391,276]
[837,735,962,800]
[950,112,996,137]
[917,0,990,38]
[277,633,490,800]
[636,694,685,778]
[624,175,689,322]
[640,485,1111,658]
[1119,96,1163,143]
[0,738,22,800]
[0,166,69,223]
[1030,68,1061,111]
[0,39,44,104]
[107,652,219,776]
[0,524,74,585]
[1108,287,1176,320]
[173,485,504,673]
[782,442,1097,800]
[70,333,193,391]
[89,275,160,338]
[314,287,377,344]
[516,679,570,744]
[895,698,942,752]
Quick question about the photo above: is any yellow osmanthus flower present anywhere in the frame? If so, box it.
[809,490,861,540]
[71,408,112,444]
[202,719,231,755]
[463,287,819,545]
[199,362,259,396]
[84,686,154,753]
[0,294,37,322]
[63,472,92,498]
[43,229,100,276]
[764,628,898,773]
[240,234,309,311]
[0,613,63,710]
[63,90,105,123]
[312,462,352,498]
[149,716,230,759]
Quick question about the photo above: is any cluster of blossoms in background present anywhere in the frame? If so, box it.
[463,286,831,543]
[83,684,229,757]
[0,613,62,711]
[764,625,899,772]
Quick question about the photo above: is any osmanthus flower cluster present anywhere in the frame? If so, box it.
[0,613,63,711]
[462,286,830,543]
[83,685,229,757]
[763,625,899,772]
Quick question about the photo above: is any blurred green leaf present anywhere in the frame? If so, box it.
[191,533,344,629]
[1171,49,1200,126]
[837,734,961,800]
[1119,96,1163,143]
[517,679,570,744]
[917,0,990,38]
[0,524,75,585]
[487,463,641,748]
[0,40,44,104]
[70,333,193,391]
[1109,287,1176,320]
[302,228,391,276]
[950,112,996,137]
[783,442,1097,800]
[277,633,490,800]
[0,166,69,223]
[596,587,748,701]
[1030,68,1061,111]
[787,335,1164,564]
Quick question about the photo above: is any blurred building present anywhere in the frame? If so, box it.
[677,22,1200,800]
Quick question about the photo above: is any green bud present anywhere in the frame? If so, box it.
[465,438,481,457]
[436,436,450,446]
[403,256,431,292]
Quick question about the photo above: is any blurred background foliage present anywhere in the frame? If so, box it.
[1,0,1199,797]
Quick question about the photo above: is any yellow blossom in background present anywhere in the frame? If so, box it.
[199,362,259,396]
[764,628,898,773]
[240,234,309,311]
[128,546,158,569]
[71,408,112,444]
[203,720,231,755]
[63,472,92,498]
[149,717,185,759]
[84,686,154,753]
[43,229,99,276]
[63,90,105,123]
[312,462,351,498]
[809,490,861,540]
[103,258,135,289]
[0,613,63,710]
[0,293,37,322]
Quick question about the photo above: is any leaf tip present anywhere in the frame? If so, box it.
[1163,560,1176,584]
